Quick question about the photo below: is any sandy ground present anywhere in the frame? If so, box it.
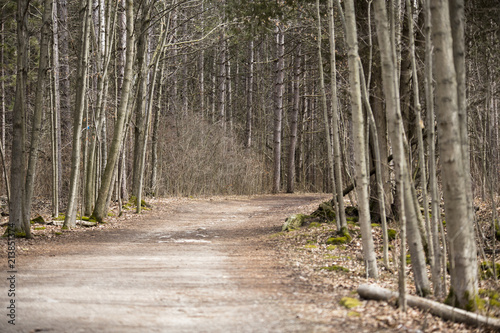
[0,193,354,333]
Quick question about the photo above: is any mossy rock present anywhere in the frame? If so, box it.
[282,214,307,231]
[321,265,349,272]
[31,216,45,224]
[387,228,397,241]
[311,201,336,222]
[340,296,362,309]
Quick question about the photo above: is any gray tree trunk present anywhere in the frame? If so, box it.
[24,0,53,225]
[431,0,478,310]
[9,0,31,237]
[343,0,378,279]
[272,23,284,194]
[92,0,135,222]
[63,0,92,229]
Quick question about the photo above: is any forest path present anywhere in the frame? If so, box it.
[1,193,346,333]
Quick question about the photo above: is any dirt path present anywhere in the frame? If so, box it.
[1,194,347,333]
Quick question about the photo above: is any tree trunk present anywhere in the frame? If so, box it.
[273,23,284,194]
[24,0,53,226]
[132,0,151,205]
[373,0,430,297]
[246,40,254,148]
[431,0,478,310]
[63,0,92,229]
[343,0,378,279]
[358,284,500,330]
[9,0,31,237]
[92,0,135,222]
[287,48,300,194]
[328,0,347,230]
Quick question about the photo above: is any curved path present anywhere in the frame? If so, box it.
[1,194,343,333]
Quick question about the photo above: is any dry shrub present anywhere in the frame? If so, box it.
[157,115,269,196]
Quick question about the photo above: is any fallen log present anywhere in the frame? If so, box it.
[357,284,500,331]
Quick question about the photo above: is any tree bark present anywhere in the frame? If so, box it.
[63,0,92,229]
[92,0,135,222]
[24,0,53,225]
[431,0,478,309]
[343,0,378,279]
[9,0,31,237]
[272,22,284,194]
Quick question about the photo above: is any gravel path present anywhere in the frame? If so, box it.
[1,194,336,332]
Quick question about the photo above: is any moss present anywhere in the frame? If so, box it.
[128,196,150,208]
[282,214,307,231]
[308,222,322,228]
[387,228,397,241]
[304,244,317,249]
[34,227,46,230]
[30,216,45,224]
[479,289,500,308]
[54,214,65,221]
[61,225,69,230]
[340,296,362,309]
[406,254,411,265]
[311,201,336,222]
[326,245,337,251]
[346,216,359,223]
[107,212,115,217]
[326,236,350,245]
[54,232,62,236]
[371,223,380,228]
[15,231,27,238]
[322,265,349,272]
[81,216,98,223]
[347,311,361,317]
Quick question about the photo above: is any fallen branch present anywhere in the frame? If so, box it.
[358,284,500,331]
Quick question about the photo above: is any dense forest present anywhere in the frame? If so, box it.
[1,0,499,314]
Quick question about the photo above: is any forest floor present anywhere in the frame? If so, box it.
[0,194,498,332]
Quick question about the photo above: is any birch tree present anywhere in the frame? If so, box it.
[431,0,478,310]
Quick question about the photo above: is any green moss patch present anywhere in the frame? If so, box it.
[479,261,500,280]
[326,245,337,251]
[30,216,45,224]
[340,297,362,309]
[387,228,397,241]
[304,244,317,249]
[34,227,46,230]
[308,222,322,228]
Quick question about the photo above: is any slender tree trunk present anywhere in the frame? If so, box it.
[64,0,92,229]
[273,22,284,194]
[132,0,151,204]
[51,0,61,218]
[24,0,53,225]
[328,0,347,230]
[424,0,443,298]
[316,0,337,214]
[373,0,430,298]
[287,48,300,194]
[246,40,254,148]
[92,0,135,222]
[9,0,31,236]
[343,0,378,279]
[431,0,478,310]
